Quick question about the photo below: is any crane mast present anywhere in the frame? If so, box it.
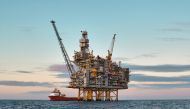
[50,20,75,75]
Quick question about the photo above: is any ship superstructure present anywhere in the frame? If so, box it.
[51,21,130,101]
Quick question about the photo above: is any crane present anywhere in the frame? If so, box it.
[50,20,75,76]
[107,34,116,60]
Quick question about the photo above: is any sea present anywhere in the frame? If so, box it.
[0,100,190,109]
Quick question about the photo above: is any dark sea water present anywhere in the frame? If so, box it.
[0,100,190,109]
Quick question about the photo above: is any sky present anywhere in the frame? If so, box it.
[0,0,190,100]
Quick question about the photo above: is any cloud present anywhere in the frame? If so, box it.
[114,53,159,62]
[25,90,50,94]
[157,24,190,43]
[129,74,190,89]
[144,83,190,88]
[126,53,158,61]
[54,73,70,78]
[125,64,190,72]
[129,83,190,89]
[159,28,183,32]
[18,26,35,32]
[133,53,158,59]
[159,21,190,33]
[15,70,33,73]
[118,53,158,62]
[0,81,53,87]
[131,74,190,82]
[113,57,128,61]
[47,64,68,72]
[52,82,70,87]
[175,21,190,27]
[159,37,190,42]
[0,70,7,73]
[157,22,190,42]
[47,64,74,78]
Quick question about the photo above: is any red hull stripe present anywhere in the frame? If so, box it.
[48,96,78,101]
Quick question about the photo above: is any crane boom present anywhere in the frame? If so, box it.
[50,20,75,75]
[107,34,116,60]
[110,34,116,54]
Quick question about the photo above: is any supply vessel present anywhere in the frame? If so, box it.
[49,88,79,101]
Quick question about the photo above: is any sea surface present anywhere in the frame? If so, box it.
[0,100,189,109]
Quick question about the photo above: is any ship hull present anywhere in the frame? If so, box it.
[48,96,78,101]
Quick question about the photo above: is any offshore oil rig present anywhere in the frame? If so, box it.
[51,21,130,101]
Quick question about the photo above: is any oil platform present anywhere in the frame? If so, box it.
[51,21,130,101]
